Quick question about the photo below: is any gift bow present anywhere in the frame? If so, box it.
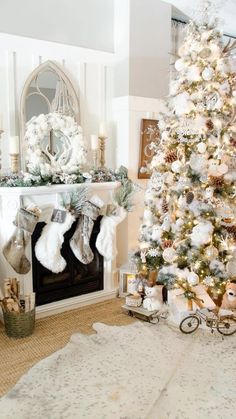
[176,280,204,309]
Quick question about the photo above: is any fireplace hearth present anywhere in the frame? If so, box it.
[31,217,104,306]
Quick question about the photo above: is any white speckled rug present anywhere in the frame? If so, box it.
[0,321,235,419]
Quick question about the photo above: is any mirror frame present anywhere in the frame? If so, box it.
[19,60,80,170]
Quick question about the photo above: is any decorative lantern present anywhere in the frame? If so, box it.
[119,263,138,297]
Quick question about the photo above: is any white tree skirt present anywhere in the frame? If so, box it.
[0,321,235,419]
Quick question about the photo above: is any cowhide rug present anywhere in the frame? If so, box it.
[0,321,235,419]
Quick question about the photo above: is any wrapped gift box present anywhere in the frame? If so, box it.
[168,284,216,324]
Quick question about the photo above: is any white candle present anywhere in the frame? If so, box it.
[10,136,19,154]
[90,134,99,150]
[99,122,107,138]
[0,114,3,131]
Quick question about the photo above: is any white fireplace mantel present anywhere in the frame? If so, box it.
[0,182,121,318]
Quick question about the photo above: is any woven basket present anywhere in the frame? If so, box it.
[125,294,142,307]
[3,309,35,338]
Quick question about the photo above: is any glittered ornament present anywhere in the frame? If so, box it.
[202,67,214,81]
[205,245,219,260]
[162,247,177,263]
[187,272,199,286]
[199,47,211,58]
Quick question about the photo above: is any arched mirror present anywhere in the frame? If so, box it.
[19,61,86,172]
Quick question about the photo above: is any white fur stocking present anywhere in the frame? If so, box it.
[96,206,127,261]
[35,210,75,273]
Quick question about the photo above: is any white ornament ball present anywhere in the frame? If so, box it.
[197,142,207,154]
[175,58,188,72]
[202,67,214,81]
[187,272,199,286]
[205,246,219,261]
[162,247,177,263]
[171,160,182,173]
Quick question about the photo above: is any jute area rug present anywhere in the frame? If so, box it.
[0,317,235,419]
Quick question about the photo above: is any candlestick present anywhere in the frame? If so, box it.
[10,153,19,173]
[90,134,99,150]
[10,136,19,154]
[98,135,107,168]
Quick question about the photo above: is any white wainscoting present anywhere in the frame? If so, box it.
[0,33,115,170]
[113,96,166,264]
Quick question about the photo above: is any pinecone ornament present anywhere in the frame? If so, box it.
[230,138,236,147]
[225,225,236,241]
[161,239,173,249]
[209,175,224,188]
[164,150,178,163]
[186,191,194,204]
[206,119,214,131]
[162,198,169,213]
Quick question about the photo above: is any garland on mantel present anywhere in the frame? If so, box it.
[0,166,129,188]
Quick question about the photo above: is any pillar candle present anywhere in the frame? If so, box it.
[99,122,107,137]
[10,136,19,154]
[90,134,99,150]
[0,113,3,131]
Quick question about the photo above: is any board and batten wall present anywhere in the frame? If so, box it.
[0,32,115,171]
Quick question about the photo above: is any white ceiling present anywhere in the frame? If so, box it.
[163,0,236,37]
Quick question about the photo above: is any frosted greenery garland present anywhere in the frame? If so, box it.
[0,166,130,188]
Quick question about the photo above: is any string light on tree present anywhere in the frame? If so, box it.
[134,0,236,304]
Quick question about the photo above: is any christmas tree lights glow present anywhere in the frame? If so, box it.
[134,1,236,298]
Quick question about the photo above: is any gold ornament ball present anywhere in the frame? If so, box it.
[205,245,219,260]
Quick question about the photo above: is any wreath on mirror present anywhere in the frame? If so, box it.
[24,112,87,176]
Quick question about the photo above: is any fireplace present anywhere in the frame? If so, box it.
[31,217,104,306]
[0,182,120,317]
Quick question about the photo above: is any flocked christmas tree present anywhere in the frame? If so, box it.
[134,1,236,300]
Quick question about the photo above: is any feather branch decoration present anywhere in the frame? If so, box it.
[113,180,136,212]
[222,39,236,56]
[61,187,88,216]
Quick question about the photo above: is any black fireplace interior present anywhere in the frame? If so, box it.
[31,217,104,306]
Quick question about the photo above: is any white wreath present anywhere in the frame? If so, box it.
[25,113,87,175]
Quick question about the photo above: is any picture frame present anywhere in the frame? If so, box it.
[138,118,160,179]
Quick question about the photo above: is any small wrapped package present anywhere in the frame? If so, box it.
[168,284,216,324]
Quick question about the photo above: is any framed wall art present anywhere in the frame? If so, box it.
[138,118,160,179]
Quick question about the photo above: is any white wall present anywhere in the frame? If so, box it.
[0,33,115,170]
[129,0,171,98]
[0,0,114,52]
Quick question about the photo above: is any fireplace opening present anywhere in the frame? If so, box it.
[31,217,104,306]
